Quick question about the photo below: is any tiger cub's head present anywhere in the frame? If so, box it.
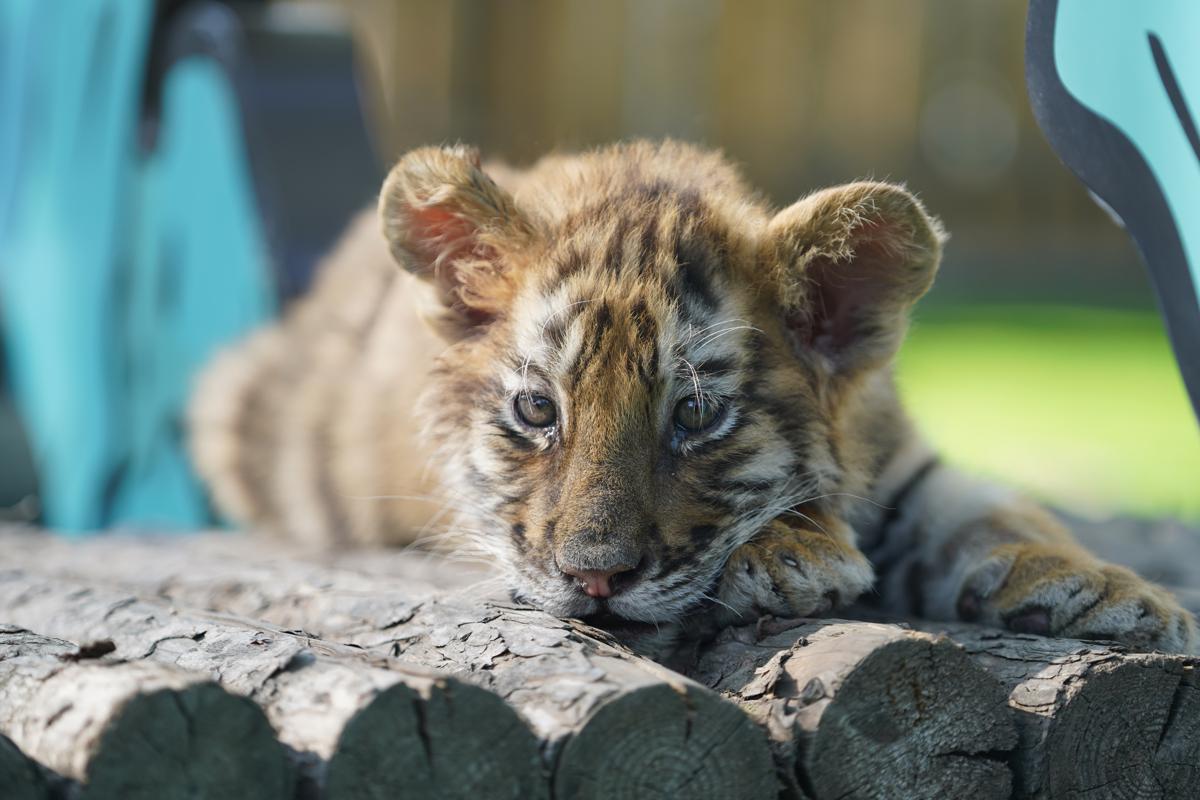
[380,141,943,624]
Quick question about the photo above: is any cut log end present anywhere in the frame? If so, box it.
[553,682,778,800]
[692,620,1017,800]
[327,679,547,800]
[808,635,1014,800]
[0,734,47,800]
[921,624,1200,800]
[1043,656,1199,799]
[83,681,294,800]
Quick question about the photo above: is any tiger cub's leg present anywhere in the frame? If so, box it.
[867,451,1197,654]
[714,512,875,624]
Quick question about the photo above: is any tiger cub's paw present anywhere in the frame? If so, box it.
[717,516,875,623]
[957,542,1197,654]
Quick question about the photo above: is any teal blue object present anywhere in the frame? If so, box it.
[0,0,275,533]
[1027,0,1200,422]
[1056,1,1200,301]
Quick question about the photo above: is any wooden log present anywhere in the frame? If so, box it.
[680,618,1018,800]
[0,527,483,603]
[104,565,781,800]
[354,594,781,800]
[2,535,1014,800]
[0,529,445,639]
[11,528,1200,798]
[0,625,291,800]
[915,622,1200,800]
[0,543,779,800]
[0,575,547,800]
[89,560,1198,800]
[0,731,49,800]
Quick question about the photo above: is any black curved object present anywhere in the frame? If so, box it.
[1026,0,1200,424]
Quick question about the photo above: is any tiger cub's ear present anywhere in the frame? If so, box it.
[765,182,945,376]
[379,145,536,338]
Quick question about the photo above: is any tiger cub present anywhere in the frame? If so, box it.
[190,140,1196,653]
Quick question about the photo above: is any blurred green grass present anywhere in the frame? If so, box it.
[897,305,1200,522]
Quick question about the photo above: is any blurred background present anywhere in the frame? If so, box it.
[0,0,1196,533]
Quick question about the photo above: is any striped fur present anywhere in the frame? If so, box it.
[190,141,1196,653]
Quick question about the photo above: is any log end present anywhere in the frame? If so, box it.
[1044,655,1199,799]
[86,681,293,800]
[327,678,547,800]
[932,623,1200,799]
[808,634,1016,800]
[693,620,1018,800]
[0,734,47,800]
[554,682,778,800]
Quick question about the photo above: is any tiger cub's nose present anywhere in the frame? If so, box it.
[560,562,639,598]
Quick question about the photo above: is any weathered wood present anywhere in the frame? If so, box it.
[0,625,291,800]
[349,594,781,800]
[0,529,445,639]
[98,557,1200,800]
[0,575,547,800]
[1,534,1016,799]
[0,731,49,800]
[152,571,782,800]
[680,617,1018,800]
[0,536,779,800]
[914,622,1200,800]
[0,526,483,602]
[8,526,1200,799]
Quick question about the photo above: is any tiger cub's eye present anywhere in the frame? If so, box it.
[673,396,723,433]
[515,394,557,428]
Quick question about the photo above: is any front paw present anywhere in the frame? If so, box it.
[957,543,1197,653]
[716,516,874,623]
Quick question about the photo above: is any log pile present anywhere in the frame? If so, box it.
[1,525,1197,799]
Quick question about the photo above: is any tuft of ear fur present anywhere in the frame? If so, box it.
[766,181,946,376]
[379,145,536,338]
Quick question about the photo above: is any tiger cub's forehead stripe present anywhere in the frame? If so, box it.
[510,284,590,383]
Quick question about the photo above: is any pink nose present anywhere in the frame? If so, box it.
[561,566,632,598]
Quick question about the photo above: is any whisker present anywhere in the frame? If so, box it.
[697,590,738,615]
[786,509,828,534]
[692,324,762,350]
[794,492,888,510]
[680,357,703,410]
[685,317,754,340]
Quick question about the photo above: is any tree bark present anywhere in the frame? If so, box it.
[0,576,546,800]
[6,528,1199,799]
[914,622,1200,800]
[0,625,292,800]
[0,526,482,607]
